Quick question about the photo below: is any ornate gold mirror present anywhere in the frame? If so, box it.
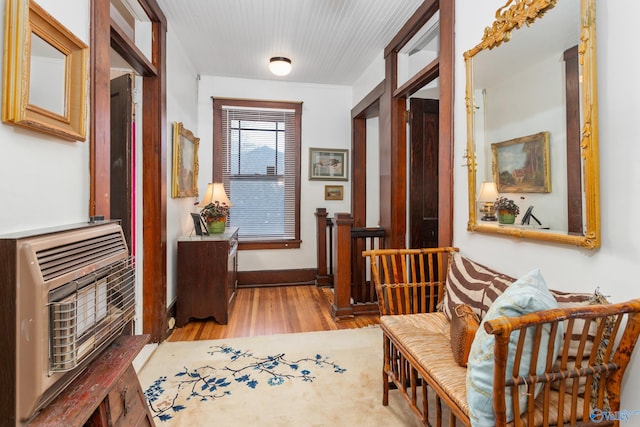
[464,0,600,249]
[2,0,88,141]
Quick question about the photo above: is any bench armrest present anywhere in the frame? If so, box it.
[484,299,640,426]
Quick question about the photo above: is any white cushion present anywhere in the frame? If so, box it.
[466,269,563,426]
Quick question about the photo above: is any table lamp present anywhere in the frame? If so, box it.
[199,183,232,207]
[477,181,498,221]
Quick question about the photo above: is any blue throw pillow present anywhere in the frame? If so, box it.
[466,269,563,427]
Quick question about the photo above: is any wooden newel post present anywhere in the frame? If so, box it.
[333,212,354,319]
[315,208,332,287]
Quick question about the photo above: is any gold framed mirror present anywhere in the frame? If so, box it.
[2,0,88,141]
[464,0,600,249]
[171,122,200,198]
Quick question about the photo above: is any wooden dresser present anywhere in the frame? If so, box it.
[176,227,239,326]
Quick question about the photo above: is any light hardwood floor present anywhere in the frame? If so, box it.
[167,285,380,341]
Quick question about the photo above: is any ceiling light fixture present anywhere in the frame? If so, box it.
[269,57,292,76]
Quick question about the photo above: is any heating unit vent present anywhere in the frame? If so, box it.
[36,232,127,282]
[48,256,135,372]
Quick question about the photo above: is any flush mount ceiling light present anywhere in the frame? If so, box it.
[269,57,292,76]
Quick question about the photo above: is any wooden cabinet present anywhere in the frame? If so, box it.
[26,335,154,427]
[176,227,238,326]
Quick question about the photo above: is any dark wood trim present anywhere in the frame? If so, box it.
[377,0,455,249]
[384,0,439,57]
[237,269,317,287]
[212,98,303,246]
[564,45,582,235]
[393,58,439,99]
[352,117,367,228]
[90,0,111,218]
[0,241,16,425]
[378,56,394,245]
[110,20,157,77]
[351,302,379,316]
[437,0,455,247]
[91,0,167,343]
[332,213,355,319]
[141,14,167,343]
[238,240,302,250]
[351,82,385,228]
[315,208,332,285]
[351,80,385,119]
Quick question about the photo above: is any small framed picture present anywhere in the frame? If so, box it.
[324,185,344,200]
[309,148,348,181]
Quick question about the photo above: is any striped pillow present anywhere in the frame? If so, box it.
[441,253,515,321]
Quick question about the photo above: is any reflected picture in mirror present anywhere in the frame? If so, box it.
[464,0,600,248]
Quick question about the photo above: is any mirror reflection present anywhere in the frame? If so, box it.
[29,33,66,116]
[465,0,600,248]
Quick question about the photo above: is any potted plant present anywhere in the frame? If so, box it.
[494,196,520,224]
[200,201,230,233]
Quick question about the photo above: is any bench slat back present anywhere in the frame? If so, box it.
[362,247,459,315]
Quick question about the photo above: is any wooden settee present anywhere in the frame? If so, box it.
[363,247,640,427]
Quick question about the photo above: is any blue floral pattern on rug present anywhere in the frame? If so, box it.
[143,344,346,422]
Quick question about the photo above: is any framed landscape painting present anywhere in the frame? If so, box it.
[324,185,344,200]
[491,131,551,193]
[309,148,348,181]
[172,122,200,198]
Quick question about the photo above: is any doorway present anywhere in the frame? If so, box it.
[409,98,439,249]
[110,73,134,253]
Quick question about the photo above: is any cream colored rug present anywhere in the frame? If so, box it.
[138,327,422,426]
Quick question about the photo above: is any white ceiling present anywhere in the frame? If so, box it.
[154,0,425,86]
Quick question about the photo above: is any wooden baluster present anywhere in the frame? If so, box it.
[314,208,332,287]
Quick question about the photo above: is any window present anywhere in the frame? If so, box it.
[212,98,302,249]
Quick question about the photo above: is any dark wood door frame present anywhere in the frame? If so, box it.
[351,81,385,228]
[378,0,454,248]
[90,0,168,343]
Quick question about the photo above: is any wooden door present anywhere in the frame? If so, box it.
[110,74,134,252]
[409,98,439,249]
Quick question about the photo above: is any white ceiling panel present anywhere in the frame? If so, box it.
[155,0,424,85]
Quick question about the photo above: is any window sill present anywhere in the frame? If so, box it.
[238,240,302,250]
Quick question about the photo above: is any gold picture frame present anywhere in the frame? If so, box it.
[324,185,344,200]
[491,131,551,193]
[2,0,89,141]
[172,122,199,198]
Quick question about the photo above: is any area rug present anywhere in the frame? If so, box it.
[137,327,422,426]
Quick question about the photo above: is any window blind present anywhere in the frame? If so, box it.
[220,106,299,241]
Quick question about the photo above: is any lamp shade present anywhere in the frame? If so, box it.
[199,183,232,207]
[269,57,292,76]
[477,181,499,202]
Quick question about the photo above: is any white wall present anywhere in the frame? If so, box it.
[352,52,384,106]
[165,29,200,305]
[0,0,90,234]
[455,0,640,411]
[196,76,352,272]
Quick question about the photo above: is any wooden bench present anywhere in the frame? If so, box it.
[363,248,640,427]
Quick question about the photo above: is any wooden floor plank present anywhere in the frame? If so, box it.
[167,285,380,342]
